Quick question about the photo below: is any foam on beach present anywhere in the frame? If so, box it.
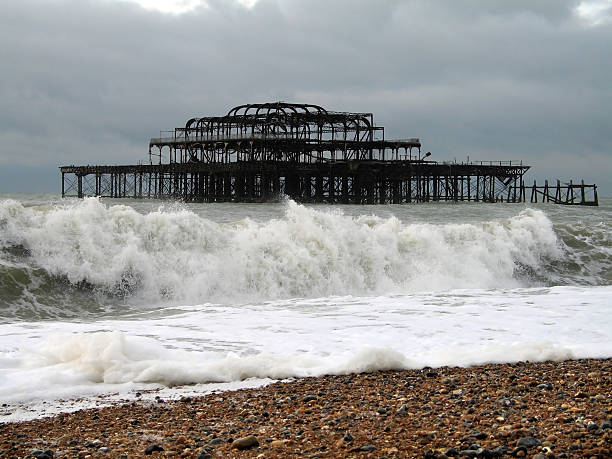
[1,196,610,422]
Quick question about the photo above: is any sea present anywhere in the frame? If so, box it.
[0,194,610,422]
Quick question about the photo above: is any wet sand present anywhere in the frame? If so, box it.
[1,359,610,458]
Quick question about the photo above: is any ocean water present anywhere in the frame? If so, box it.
[0,194,610,421]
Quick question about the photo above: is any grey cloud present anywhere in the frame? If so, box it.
[0,0,610,194]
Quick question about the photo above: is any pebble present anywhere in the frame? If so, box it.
[516,436,541,448]
[232,435,259,450]
[537,383,553,390]
[444,447,460,457]
[144,444,164,455]
[476,448,495,458]
[586,421,598,431]
[470,430,488,440]
[360,444,376,452]
[29,450,55,459]
[511,446,527,457]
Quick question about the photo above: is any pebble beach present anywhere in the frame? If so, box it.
[1,359,610,458]
[2,0,612,456]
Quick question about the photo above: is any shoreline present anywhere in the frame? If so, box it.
[1,359,610,458]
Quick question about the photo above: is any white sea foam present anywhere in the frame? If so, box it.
[1,197,610,421]
[1,285,610,421]
[0,198,565,303]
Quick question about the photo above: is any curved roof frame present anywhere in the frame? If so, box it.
[181,103,376,140]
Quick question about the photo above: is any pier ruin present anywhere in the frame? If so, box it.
[60,102,598,205]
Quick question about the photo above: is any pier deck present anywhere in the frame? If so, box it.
[60,160,535,204]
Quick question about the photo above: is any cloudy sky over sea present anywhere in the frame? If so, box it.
[1,0,611,194]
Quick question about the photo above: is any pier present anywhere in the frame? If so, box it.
[60,102,598,205]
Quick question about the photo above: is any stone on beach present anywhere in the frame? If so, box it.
[231,435,259,450]
[144,444,164,455]
[516,436,541,448]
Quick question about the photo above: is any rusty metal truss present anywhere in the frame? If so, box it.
[58,102,598,205]
[148,101,421,164]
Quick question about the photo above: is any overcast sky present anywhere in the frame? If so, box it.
[1,0,611,195]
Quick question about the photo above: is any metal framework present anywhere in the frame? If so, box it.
[148,101,420,165]
[59,102,598,205]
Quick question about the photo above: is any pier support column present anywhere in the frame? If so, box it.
[77,175,83,198]
[315,175,324,202]
[341,177,349,204]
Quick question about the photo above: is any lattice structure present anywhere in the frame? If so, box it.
[149,102,420,164]
[58,101,597,205]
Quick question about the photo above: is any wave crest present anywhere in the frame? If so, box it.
[0,198,570,304]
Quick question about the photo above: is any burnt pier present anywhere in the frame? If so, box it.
[60,102,598,205]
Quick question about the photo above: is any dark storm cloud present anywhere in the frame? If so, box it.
[0,0,610,193]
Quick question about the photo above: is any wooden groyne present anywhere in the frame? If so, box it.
[59,102,597,206]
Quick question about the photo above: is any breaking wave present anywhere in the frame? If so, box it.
[0,197,608,318]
